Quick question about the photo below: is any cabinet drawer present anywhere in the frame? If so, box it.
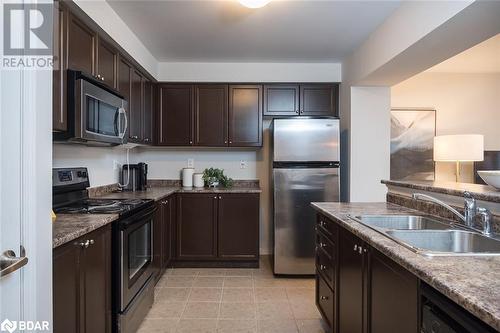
[317,215,336,241]
[316,275,334,329]
[316,232,334,259]
[316,246,335,289]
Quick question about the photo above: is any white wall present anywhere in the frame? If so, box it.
[391,72,500,182]
[350,87,391,202]
[74,0,158,77]
[157,62,341,82]
[53,144,130,187]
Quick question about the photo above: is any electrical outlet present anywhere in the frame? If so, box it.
[187,158,194,168]
[113,160,120,170]
[240,160,247,169]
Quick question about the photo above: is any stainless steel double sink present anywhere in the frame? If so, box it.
[349,215,500,256]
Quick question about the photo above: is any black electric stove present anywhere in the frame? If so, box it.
[52,167,153,218]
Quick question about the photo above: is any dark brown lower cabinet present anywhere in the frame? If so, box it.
[176,193,260,263]
[316,214,419,333]
[53,225,111,333]
[153,195,175,283]
[177,194,218,260]
[218,193,259,260]
[369,248,418,333]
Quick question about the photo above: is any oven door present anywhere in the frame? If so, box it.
[79,79,128,145]
[119,206,155,311]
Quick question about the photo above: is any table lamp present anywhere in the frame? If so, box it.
[434,134,484,182]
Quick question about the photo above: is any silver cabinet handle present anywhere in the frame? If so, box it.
[101,77,105,81]
[358,246,363,255]
[320,296,329,300]
[144,138,150,143]
[229,141,232,144]
[78,240,90,248]
[363,248,368,254]
[0,247,28,277]
[295,110,299,114]
[131,135,139,140]
[218,195,222,200]
[354,244,357,251]
[189,141,193,144]
[224,140,228,144]
[319,243,326,248]
[320,264,326,270]
[97,74,101,79]
[89,239,95,246]
[214,196,217,199]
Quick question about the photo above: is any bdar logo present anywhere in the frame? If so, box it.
[0,319,17,333]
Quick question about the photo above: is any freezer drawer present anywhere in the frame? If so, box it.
[273,118,339,162]
[273,167,339,275]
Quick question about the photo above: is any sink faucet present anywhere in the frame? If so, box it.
[412,192,493,235]
[411,193,468,223]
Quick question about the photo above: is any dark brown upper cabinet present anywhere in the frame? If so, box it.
[53,2,67,132]
[300,84,338,116]
[67,13,96,75]
[96,37,118,89]
[195,85,228,146]
[176,194,218,260]
[158,85,194,146]
[143,79,154,144]
[118,57,132,103]
[218,193,259,260]
[129,69,144,143]
[228,85,263,147]
[263,84,300,116]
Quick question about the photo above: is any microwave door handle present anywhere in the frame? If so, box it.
[118,107,128,139]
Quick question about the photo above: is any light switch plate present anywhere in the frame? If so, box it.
[187,159,194,168]
[240,160,247,169]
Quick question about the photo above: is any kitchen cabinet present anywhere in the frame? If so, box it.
[300,84,338,116]
[316,214,419,333]
[118,57,132,106]
[218,193,259,259]
[194,85,228,146]
[263,84,300,116]
[338,227,367,333]
[53,225,111,333]
[263,84,338,117]
[96,37,118,88]
[153,196,174,283]
[158,84,194,146]
[129,69,144,143]
[228,85,263,147]
[153,201,163,282]
[143,79,154,144]
[161,196,174,269]
[176,194,218,259]
[175,193,260,263]
[369,248,418,333]
[67,12,96,75]
[53,1,67,132]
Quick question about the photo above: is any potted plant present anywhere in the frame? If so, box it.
[202,168,233,188]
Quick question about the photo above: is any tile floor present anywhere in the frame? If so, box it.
[138,256,328,333]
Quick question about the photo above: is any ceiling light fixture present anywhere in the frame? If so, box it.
[238,0,271,9]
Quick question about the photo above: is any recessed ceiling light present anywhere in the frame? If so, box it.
[238,0,272,9]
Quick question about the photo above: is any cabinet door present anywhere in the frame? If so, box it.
[153,201,163,282]
[177,194,217,259]
[194,84,228,146]
[129,69,144,142]
[82,226,111,333]
[300,84,337,116]
[53,2,67,132]
[96,37,118,88]
[162,196,174,268]
[218,194,259,260]
[142,80,154,144]
[369,249,418,333]
[338,228,364,333]
[53,242,81,333]
[67,13,96,75]
[228,85,263,147]
[263,84,300,116]
[158,85,194,146]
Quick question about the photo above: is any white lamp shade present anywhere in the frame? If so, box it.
[434,135,484,162]
[238,0,271,8]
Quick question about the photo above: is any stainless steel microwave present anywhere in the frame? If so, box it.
[54,70,128,145]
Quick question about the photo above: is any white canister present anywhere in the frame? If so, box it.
[193,173,204,188]
[182,168,195,187]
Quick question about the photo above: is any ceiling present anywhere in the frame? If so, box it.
[427,33,500,73]
[107,0,401,63]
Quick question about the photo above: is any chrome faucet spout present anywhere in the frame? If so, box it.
[412,193,466,223]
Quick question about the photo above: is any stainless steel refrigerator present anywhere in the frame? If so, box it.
[271,118,340,275]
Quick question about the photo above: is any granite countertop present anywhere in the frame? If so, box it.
[53,214,118,248]
[382,179,500,203]
[95,186,262,201]
[311,202,500,331]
